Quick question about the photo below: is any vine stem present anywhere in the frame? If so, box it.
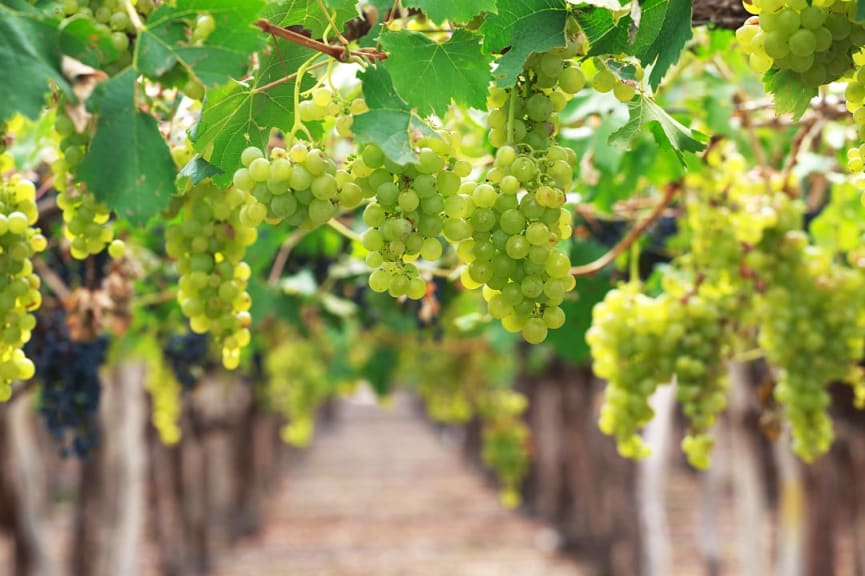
[327,218,363,243]
[290,54,322,141]
[121,0,144,32]
[316,0,350,46]
[34,258,71,301]
[254,19,387,63]
[506,87,517,145]
[268,229,309,285]
[570,183,679,277]
[252,60,328,94]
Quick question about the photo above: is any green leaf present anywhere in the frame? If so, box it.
[380,29,491,116]
[480,0,568,87]
[858,0,865,21]
[573,6,632,56]
[261,0,358,38]
[404,0,497,23]
[59,16,119,67]
[0,5,70,122]
[135,0,266,87]
[609,95,707,164]
[78,69,176,225]
[633,0,693,90]
[353,65,440,165]
[178,156,223,185]
[192,41,315,185]
[763,69,816,120]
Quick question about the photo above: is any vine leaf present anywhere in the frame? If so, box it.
[404,0,497,23]
[633,0,693,90]
[78,70,176,225]
[0,4,71,122]
[763,69,816,120]
[858,0,865,21]
[135,0,266,87]
[353,65,439,165]
[480,0,568,87]
[380,30,491,116]
[178,156,223,186]
[609,95,707,163]
[192,41,316,186]
[261,0,358,39]
[573,6,632,56]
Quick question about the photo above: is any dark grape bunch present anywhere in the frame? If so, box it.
[26,308,108,457]
[165,180,256,369]
[164,331,210,389]
[351,141,469,300]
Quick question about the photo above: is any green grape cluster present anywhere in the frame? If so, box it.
[232,143,361,228]
[587,285,676,460]
[264,334,329,447]
[298,87,368,138]
[165,181,256,370]
[0,172,46,399]
[736,0,865,86]
[751,232,865,460]
[478,390,531,509]
[52,108,91,178]
[587,281,730,468]
[463,44,582,344]
[53,0,153,68]
[843,64,865,173]
[351,141,468,300]
[139,335,182,445]
[56,184,117,259]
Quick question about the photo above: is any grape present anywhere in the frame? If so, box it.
[0,174,46,399]
[166,180,256,370]
[350,142,464,300]
[788,28,817,56]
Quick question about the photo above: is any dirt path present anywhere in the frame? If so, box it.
[215,393,588,576]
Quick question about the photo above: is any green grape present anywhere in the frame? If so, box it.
[0,172,46,399]
[57,183,115,259]
[350,142,463,300]
[166,180,256,370]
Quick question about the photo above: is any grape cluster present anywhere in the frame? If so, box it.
[737,0,865,86]
[298,86,368,138]
[351,142,466,300]
[464,45,582,343]
[843,65,865,173]
[588,285,675,459]
[53,0,153,69]
[164,332,210,389]
[752,232,865,460]
[232,143,361,228]
[0,173,45,399]
[165,181,256,370]
[264,335,329,447]
[57,184,118,259]
[26,308,106,457]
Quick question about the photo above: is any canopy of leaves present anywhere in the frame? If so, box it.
[481,0,568,87]
[192,42,316,186]
[0,4,70,122]
[353,65,440,165]
[135,0,266,86]
[380,29,491,116]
